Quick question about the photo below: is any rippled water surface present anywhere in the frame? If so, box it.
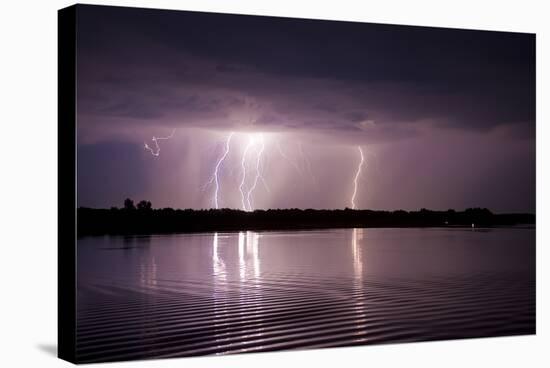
[77,228,535,363]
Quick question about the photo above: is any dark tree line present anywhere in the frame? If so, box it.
[77,199,535,237]
[122,198,152,211]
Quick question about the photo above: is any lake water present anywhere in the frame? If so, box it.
[76,227,535,363]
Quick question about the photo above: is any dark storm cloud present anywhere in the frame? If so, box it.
[344,111,370,123]
[76,5,535,140]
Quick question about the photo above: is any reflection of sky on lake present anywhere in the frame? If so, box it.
[76,228,534,362]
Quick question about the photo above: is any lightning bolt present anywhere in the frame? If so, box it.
[208,132,234,209]
[257,138,270,194]
[246,134,266,211]
[239,136,254,211]
[299,141,317,188]
[144,129,176,157]
[351,146,365,209]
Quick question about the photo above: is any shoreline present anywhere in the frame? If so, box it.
[77,207,535,237]
[77,224,536,239]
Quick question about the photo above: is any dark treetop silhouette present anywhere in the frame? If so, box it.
[77,199,534,236]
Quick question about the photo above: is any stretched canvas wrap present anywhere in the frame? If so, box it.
[58,4,536,364]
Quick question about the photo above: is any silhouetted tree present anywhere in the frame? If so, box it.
[124,198,135,211]
[137,200,152,211]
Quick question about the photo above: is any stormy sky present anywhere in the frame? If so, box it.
[76,5,535,213]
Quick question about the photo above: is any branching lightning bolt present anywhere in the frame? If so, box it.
[239,137,254,211]
[144,129,176,157]
[145,129,365,211]
[246,134,266,211]
[257,138,270,194]
[351,146,365,210]
[208,132,234,209]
